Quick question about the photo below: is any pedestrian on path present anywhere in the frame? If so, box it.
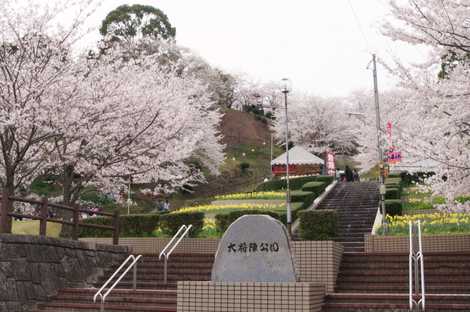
[345,166,354,182]
[353,169,360,182]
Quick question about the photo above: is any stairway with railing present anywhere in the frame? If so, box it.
[32,224,213,312]
[323,219,470,311]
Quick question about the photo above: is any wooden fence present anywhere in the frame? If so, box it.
[0,191,120,244]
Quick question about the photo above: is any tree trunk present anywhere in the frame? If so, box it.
[59,165,77,238]
[1,173,15,233]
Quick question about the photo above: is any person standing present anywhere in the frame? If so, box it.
[162,199,170,212]
[353,169,360,182]
[345,165,354,182]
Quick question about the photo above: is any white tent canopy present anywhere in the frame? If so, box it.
[271,146,324,166]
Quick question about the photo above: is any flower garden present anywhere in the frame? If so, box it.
[381,213,470,236]
[213,191,285,200]
[80,175,334,239]
[379,173,470,236]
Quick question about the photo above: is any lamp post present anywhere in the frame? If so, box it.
[281,78,292,237]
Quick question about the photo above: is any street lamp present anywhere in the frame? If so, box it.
[281,78,292,237]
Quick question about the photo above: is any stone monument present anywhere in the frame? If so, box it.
[211,215,297,282]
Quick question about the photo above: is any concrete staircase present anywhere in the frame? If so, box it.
[318,181,379,252]
[323,252,470,311]
[33,253,214,312]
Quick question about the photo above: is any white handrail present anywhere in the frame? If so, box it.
[417,220,426,311]
[159,224,192,284]
[409,221,425,311]
[409,221,413,311]
[93,254,142,312]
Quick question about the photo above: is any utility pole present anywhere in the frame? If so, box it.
[372,54,386,227]
[281,78,292,238]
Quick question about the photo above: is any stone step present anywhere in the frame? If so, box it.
[35,302,176,312]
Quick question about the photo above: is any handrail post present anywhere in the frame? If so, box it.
[72,204,79,240]
[39,197,48,236]
[133,262,137,290]
[113,211,120,245]
[164,257,168,285]
[409,221,413,311]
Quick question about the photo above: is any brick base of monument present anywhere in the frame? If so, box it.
[177,281,324,312]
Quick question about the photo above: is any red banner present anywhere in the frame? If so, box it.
[325,149,336,176]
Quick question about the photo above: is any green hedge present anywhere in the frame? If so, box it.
[385,199,403,216]
[256,176,317,191]
[256,175,333,192]
[298,210,337,240]
[80,214,160,237]
[385,188,401,200]
[159,212,204,237]
[314,176,335,184]
[291,190,317,210]
[302,181,326,196]
[215,210,281,233]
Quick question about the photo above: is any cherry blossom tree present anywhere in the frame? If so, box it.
[378,0,470,209]
[0,0,225,230]
[273,94,358,156]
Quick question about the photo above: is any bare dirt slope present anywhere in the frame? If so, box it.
[221,110,271,146]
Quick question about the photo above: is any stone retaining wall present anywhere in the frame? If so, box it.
[177,281,324,312]
[365,234,470,253]
[0,234,129,312]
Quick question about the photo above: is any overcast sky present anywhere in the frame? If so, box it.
[84,0,427,97]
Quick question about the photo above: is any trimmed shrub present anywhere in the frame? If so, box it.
[385,199,403,216]
[290,190,316,210]
[256,176,318,191]
[239,162,250,173]
[385,188,401,200]
[314,176,335,184]
[215,210,281,233]
[159,212,204,237]
[302,181,326,196]
[298,210,337,240]
[80,214,160,237]
[256,175,333,192]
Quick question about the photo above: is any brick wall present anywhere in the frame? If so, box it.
[292,241,343,293]
[81,237,220,254]
[177,281,324,312]
[0,234,129,312]
[81,238,343,293]
[365,234,470,253]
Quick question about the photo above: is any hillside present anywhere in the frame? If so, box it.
[170,109,283,208]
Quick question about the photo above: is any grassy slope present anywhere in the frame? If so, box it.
[12,220,62,237]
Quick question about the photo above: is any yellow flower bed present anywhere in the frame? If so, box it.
[214,191,285,201]
[383,212,470,236]
[177,203,285,215]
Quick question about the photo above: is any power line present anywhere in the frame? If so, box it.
[347,0,372,53]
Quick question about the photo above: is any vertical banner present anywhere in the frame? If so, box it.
[325,149,336,176]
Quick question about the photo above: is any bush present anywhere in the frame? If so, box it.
[385,188,401,200]
[302,181,326,196]
[239,162,250,173]
[80,214,160,237]
[215,210,281,233]
[314,176,335,184]
[290,190,317,210]
[256,176,318,191]
[298,210,337,240]
[159,212,205,237]
[385,200,403,216]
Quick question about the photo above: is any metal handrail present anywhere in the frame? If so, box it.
[93,254,142,312]
[159,224,192,284]
[409,221,425,311]
[417,221,426,311]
